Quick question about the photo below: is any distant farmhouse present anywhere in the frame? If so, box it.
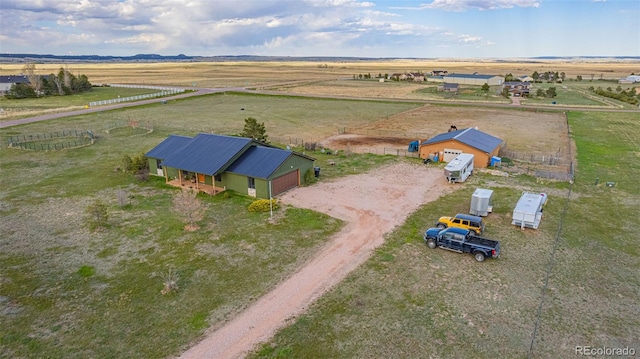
[502,81,531,97]
[517,75,534,82]
[619,75,640,84]
[443,73,504,86]
[438,83,459,93]
[0,75,29,94]
[390,72,425,82]
[146,133,315,199]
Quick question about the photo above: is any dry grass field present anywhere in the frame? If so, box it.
[1,58,636,88]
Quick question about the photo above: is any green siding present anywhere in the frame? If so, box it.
[270,154,315,185]
[148,158,158,175]
[165,167,179,180]
[224,172,270,198]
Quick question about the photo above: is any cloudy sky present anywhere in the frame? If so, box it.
[1,0,638,58]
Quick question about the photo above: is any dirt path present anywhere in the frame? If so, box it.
[178,162,451,359]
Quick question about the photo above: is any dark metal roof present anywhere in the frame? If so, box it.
[421,128,503,153]
[161,133,253,175]
[145,135,192,160]
[443,83,459,89]
[226,146,292,179]
[444,74,501,80]
[0,75,29,84]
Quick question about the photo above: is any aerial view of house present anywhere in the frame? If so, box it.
[146,133,316,198]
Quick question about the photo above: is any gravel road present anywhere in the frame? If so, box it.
[178,162,450,359]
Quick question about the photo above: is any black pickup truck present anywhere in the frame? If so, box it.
[423,227,500,262]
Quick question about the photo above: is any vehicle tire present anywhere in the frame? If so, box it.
[436,223,446,229]
[427,238,437,249]
[474,252,485,262]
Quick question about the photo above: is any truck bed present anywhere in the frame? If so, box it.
[467,235,499,249]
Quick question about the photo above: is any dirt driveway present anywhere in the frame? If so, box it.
[179,161,451,358]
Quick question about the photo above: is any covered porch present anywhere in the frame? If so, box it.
[165,170,225,195]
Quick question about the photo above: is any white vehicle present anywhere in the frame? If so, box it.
[444,153,474,183]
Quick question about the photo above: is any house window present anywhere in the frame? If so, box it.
[214,174,222,182]
[247,177,255,189]
[156,159,162,169]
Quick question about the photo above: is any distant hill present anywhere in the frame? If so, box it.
[0,53,638,63]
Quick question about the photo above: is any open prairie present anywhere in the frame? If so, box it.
[1,58,637,88]
[0,59,638,359]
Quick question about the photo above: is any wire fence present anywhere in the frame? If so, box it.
[89,84,185,107]
[339,127,433,141]
[7,130,95,151]
[499,148,571,167]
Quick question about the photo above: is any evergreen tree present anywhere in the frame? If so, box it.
[241,117,269,143]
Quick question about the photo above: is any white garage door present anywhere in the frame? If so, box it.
[443,148,462,162]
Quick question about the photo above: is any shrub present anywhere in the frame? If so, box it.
[248,199,279,212]
[120,154,133,173]
[161,268,179,295]
[86,199,109,232]
[304,168,315,184]
[77,265,96,277]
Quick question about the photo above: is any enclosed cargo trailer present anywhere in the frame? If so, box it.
[512,192,547,229]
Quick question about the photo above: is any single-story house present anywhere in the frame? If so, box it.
[442,73,504,86]
[390,73,408,80]
[408,72,425,82]
[419,127,504,168]
[439,83,459,93]
[502,81,531,97]
[146,133,316,198]
[0,75,29,94]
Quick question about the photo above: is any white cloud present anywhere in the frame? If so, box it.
[399,0,541,11]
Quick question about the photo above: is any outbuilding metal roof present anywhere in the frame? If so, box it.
[0,75,29,84]
[226,146,292,179]
[444,74,501,80]
[421,128,503,153]
[160,133,253,175]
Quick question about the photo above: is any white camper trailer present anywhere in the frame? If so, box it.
[444,153,474,183]
[512,192,548,229]
[470,188,494,216]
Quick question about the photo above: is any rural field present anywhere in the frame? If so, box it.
[0,60,638,358]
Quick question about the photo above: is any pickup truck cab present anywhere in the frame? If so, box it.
[436,213,484,235]
[423,227,500,262]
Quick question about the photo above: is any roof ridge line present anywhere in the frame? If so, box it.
[453,127,472,139]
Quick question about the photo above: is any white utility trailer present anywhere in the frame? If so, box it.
[512,192,548,229]
[444,153,474,183]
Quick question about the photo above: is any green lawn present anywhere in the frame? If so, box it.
[248,111,640,358]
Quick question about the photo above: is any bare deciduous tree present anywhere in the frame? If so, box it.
[172,189,206,231]
[22,63,42,95]
[52,75,64,95]
[63,65,72,89]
